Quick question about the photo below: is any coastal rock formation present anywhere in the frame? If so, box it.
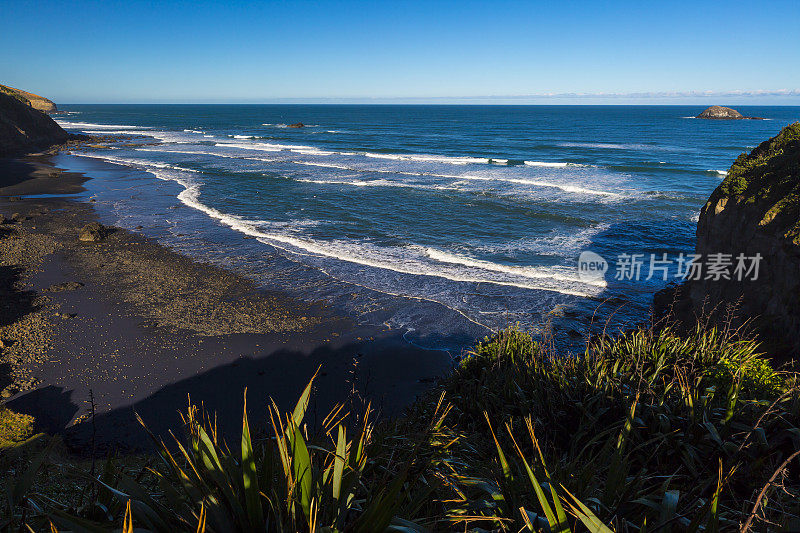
[0,85,57,113]
[287,123,305,128]
[696,106,764,120]
[78,222,111,242]
[0,90,69,157]
[688,122,800,354]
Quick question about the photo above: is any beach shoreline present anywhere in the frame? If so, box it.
[0,155,454,451]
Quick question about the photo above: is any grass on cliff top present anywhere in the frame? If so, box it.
[0,85,30,105]
[4,324,799,531]
[719,121,800,242]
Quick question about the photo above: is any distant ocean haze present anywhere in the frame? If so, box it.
[52,104,800,350]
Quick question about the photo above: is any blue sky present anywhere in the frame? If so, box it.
[2,0,799,104]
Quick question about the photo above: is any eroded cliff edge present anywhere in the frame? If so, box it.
[0,85,57,113]
[0,90,69,157]
[688,122,800,355]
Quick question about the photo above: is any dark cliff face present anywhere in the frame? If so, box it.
[0,91,69,157]
[690,123,800,354]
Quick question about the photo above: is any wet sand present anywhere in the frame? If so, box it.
[0,155,88,195]
[0,157,453,451]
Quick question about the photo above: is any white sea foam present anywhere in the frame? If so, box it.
[456,175,620,197]
[524,161,570,168]
[77,153,201,174]
[291,148,336,156]
[363,152,490,165]
[149,131,198,143]
[294,161,352,170]
[140,145,622,198]
[298,178,406,188]
[83,149,607,298]
[708,169,728,176]
[424,248,606,288]
[55,121,150,130]
[231,135,255,139]
[296,178,458,191]
[293,161,620,197]
[217,141,316,152]
[167,179,605,297]
[137,147,277,164]
[183,129,205,134]
[79,130,145,135]
[175,184,596,296]
[468,223,611,258]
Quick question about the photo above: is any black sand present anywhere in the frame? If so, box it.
[0,157,453,451]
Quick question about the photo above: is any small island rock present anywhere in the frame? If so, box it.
[286,123,305,128]
[696,106,764,120]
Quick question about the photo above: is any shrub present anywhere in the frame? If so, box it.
[4,326,799,531]
[419,324,800,531]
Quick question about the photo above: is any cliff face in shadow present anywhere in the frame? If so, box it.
[0,91,69,157]
[689,123,800,355]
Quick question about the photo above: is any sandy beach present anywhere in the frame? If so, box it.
[0,156,453,452]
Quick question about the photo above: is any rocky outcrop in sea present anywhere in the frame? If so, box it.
[696,105,764,120]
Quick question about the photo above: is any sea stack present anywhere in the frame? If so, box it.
[688,122,800,354]
[287,123,305,128]
[696,105,764,120]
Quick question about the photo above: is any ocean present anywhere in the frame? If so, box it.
[51,104,800,351]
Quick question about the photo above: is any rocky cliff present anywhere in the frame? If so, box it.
[0,84,57,113]
[689,123,800,354]
[0,90,70,157]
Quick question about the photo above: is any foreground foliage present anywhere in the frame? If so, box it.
[2,324,798,531]
[413,324,800,531]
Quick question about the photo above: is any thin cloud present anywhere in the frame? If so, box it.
[224,90,800,104]
[372,89,800,101]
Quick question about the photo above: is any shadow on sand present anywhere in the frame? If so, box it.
[0,160,38,190]
[8,337,450,453]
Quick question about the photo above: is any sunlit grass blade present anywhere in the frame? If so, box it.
[332,424,346,502]
[241,389,264,527]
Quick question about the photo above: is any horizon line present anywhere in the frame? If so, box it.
[55,89,800,105]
